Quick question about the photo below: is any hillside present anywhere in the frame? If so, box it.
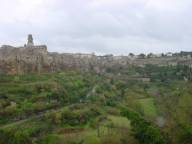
[0,64,192,144]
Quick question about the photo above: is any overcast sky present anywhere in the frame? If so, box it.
[0,0,192,55]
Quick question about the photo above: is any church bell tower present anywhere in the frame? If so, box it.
[27,34,34,46]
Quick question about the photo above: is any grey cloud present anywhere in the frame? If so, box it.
[0,0,192,55]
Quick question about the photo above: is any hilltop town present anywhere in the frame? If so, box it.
[0,35,191,74]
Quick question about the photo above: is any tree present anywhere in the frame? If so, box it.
[147,53,153,58]
[129,53,135,57]
[138,53,146,59]
[121,107,166,144]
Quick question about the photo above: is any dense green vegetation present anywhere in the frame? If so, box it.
[121,107,165,144]
[0,65,191,144]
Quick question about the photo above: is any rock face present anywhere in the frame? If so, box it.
[0,35,192,74]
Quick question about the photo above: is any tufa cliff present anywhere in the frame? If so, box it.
[0,35,192,75]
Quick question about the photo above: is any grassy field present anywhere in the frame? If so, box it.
[108,115,130,128]
[34,115,131,144]
[138,98,158,117]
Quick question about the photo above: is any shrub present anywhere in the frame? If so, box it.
[121,107,166,144]
[0,129,31,144]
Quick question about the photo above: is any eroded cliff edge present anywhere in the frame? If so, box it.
[0,35,191,75]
